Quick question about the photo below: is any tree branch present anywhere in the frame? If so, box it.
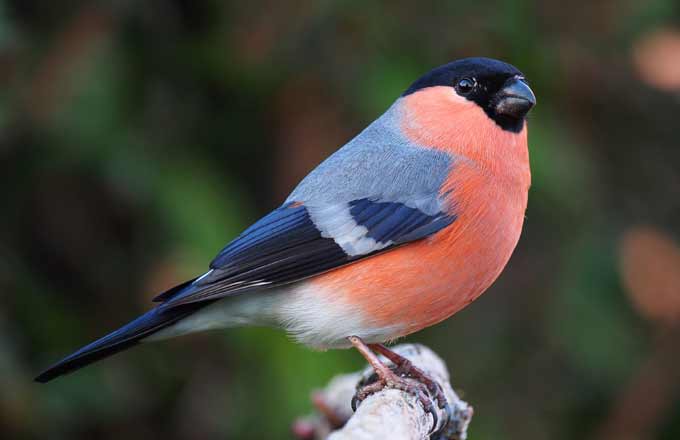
[293,344,473,440]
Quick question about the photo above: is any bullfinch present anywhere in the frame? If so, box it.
[36,57,536,408]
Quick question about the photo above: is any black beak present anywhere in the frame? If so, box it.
[494,77,536,119]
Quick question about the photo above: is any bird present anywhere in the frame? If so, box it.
[36,57,535,409]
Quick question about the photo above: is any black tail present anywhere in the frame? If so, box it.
[35,302,209,383]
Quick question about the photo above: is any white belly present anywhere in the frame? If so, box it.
[146,282,403,349]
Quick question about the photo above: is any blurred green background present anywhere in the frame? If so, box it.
[2,1,680,439]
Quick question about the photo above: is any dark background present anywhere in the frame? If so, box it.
[2,1,680,439]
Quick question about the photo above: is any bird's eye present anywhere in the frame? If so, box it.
[456,77,476,95]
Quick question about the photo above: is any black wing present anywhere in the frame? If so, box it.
[156,199,455,308]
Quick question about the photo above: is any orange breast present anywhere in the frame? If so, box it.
[310,87,531,336]
[309,162,527,335]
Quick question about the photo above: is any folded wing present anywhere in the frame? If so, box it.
[156,197,455,307]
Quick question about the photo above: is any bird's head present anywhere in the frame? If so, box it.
[399,57,535,181]
[403,57,535,133]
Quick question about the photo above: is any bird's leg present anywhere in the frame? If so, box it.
[348,336,437,427]
[369,343,448,410]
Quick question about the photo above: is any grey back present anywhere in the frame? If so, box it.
[286,101,454,216]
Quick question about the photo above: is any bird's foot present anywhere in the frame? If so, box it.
[348,336,445,432]
[370,343,449,410]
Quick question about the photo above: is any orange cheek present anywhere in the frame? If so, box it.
[399,86,530,190]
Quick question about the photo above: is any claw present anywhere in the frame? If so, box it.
[350,394,359,412]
